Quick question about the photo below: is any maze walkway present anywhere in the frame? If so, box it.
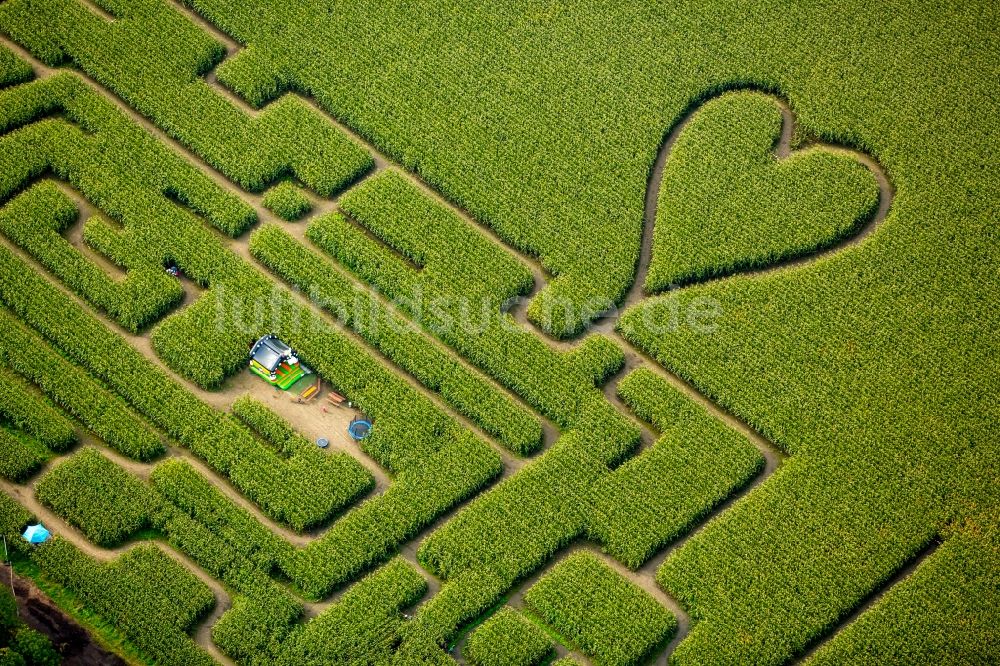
[0,4,965,665]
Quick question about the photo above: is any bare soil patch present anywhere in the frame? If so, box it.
[0,563,127,666]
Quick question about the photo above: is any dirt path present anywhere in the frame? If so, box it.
[17,31,546,470]
[0,482,128,564]
[593,90,894,318]
[273,206,561,452]
[583,89,896,661]
[153,546,235,664]
[0,162,521,662]
[0,230,366,545]
[0,36,704,663]
[162,1,576,364]
[0,104,522,664]
[222,233,523,480]
[77,0,115,22]
[0,50,517,502]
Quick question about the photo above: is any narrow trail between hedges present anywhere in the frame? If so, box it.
[597,90,895,315]
[2,30,560,465]
[0,475,237,665]
[0,34,534,660]
[452,90,895,664]
[0,30,552,465]
[578,90,894,664]
[791,536,940,664]
[0,19,898,665]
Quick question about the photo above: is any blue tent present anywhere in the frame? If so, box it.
[22,524,50,544]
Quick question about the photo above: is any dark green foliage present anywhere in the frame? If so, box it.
[0,245,371,531]
[0,585,60,666]
[0,648,23,666]
[282,431,502,599]
[524,552,676,666]
[211,590,302,665]
[464,607,552,666]
[337,171,533,304]
[0,490,32,544]
[0,181,183,333]
[9,628,60,666]
[0,46,31,88]
[413,440,608,645]
[35,447,156,547]
[0,73,502,572]
[262,181,311,221]
[0,73,254,237]
[0,2,993,664]
[808,512,1000,665]
[0,429,47,483]
[0,589,17,640]
[150,457,292,571]
[308,188,631,444]
[230,395,374,514]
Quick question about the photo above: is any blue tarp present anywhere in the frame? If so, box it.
[22,524,50,544]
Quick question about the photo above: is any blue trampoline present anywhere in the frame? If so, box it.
[348,417,372,441]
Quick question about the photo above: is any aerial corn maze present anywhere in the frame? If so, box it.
[0,0,994,664]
